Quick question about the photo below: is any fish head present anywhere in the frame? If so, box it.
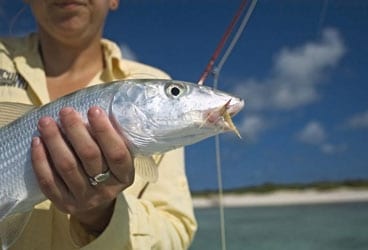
[111,79,244,155]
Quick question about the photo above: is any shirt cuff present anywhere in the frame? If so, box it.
[69,193,131,249]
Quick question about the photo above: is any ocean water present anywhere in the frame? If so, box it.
[190,202,368,250]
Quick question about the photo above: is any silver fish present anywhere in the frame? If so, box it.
[0,79,244,248]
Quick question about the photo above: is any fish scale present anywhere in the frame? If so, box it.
[0,79,244,249]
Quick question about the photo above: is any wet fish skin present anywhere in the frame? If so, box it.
[0,79,244,221]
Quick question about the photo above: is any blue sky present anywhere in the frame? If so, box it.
[1,0,367,191]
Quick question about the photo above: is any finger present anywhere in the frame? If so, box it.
[87,107,134,185]
[59,107,105,179]
[37,116,87,197]
[31,136,73,212]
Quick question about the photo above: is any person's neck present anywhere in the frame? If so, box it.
[38,30,105,100]
[38,31,104,78]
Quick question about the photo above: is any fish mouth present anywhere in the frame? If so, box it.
[202,98,244,138]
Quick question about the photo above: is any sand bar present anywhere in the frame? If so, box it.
[192,188,368,208]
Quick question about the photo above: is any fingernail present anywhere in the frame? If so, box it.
[89,106,102,118]
[60,107,73,116]
[38,117,51,128]
[31,137,40,147]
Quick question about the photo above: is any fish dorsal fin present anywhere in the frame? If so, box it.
[134,156,159,183]
[0,102,35,128]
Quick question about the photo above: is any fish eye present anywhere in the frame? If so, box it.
[170,86,180,96]
[165,83,186,98]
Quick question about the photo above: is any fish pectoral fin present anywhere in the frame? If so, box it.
[0,210,32,250]
[0,102,35,128]
[134,156,159,183]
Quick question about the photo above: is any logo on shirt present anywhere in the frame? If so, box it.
[0,69,28,89]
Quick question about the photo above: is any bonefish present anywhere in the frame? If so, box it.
[0,79,244,249]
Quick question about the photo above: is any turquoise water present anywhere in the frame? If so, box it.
[190,202,368,250]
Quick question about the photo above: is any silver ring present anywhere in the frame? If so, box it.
[88,169,111,186]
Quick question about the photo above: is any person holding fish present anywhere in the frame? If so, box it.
[0,0,198,249]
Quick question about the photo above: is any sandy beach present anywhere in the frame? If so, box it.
[192,188,368,208]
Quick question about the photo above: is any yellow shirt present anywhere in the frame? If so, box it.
[0,34,197,250]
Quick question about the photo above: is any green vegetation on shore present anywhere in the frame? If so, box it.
[191,179,368,197]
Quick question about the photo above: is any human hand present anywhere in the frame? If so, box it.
[31,106,134,233]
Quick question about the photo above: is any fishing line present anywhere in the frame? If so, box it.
[213,0,258,89]
[317,0,329,35]
[198,1,258,250]
[197,0,248,86]
[9,6,27,35]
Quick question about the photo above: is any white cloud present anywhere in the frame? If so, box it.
[274,29,344,85]
[346,110,368,129]
[234,28,345,111]
[234,28,346,144]
[120,43,138,61]
[297,121,326,145]
[320,143,347,154]
[238,115,268,141]
[297,121,347,155]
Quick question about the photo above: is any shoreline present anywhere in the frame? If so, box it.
[192,188,368,208]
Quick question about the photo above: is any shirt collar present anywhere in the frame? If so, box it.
[100,39,128,81]
[12,33,49,105]
[12,34,130,104]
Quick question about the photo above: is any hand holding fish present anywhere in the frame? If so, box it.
[31,106,134,234]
